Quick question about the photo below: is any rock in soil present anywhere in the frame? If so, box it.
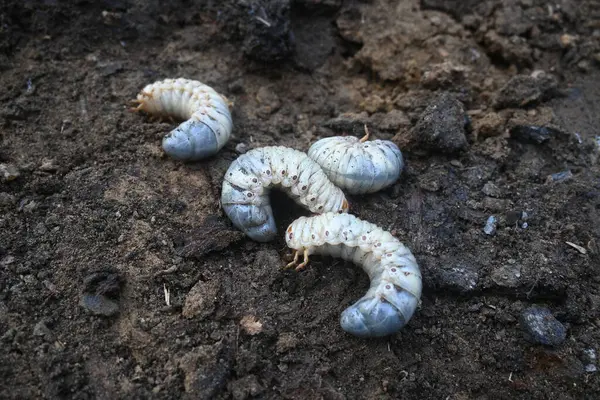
[227,375,264,400]
[494,73,561,109]
[180,216,245,260]
[509,125,562,144]
[178,344,230,398]
[402,92,469,153]
[182,280,220,320]
[520,306,567,346]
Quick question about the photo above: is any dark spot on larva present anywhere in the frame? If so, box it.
[391,268,397,272]
[281,170,286,175]
[266,170,271,175]
[289,233,293,239]
[310,197,315,201]
[312,234,315,239]
[318,206,323,210]
[362,235,366,240]
[387,253,392,257]
[292,175,297,180]
[385,285,391,290]
[403,272,410,276]
[325,231,329,236]
[229,173,233,176]
[247,193,253,198]
[301,185,307,190]
[252,178,258,183]
[377,243,381,247]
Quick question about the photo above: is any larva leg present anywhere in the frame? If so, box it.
[359,124,370,143]
[294,249,310,271]
[285,250,300,269]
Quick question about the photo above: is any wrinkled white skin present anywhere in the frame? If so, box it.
[308,136,404,194]
[135,78,232,161]
[286,212,421,337]
[221,147,349,242]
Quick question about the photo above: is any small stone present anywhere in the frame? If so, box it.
[408,93,469,153]
[80,294,119,316]
[235,143,249,154]
[482,182,502,197]
[433,263,480,293]
[182,280,219,320]
[483,216,497,235]
[0,163,20,182]
[242,0,294,63]
[20,200,37,213]
[509,125,561,144]
[520,306,567,346]
[582,349,597,373]
[473,112,505,138]
[491,264,522,288]
[506,210,526,225]
[178,344,229,396]
[276,332,299,354]
[228,79,245,94]
[33,320,52,338]
[494,74,560,109]
[96,61,123,77]
[360,94,386,114]
[545,170,573,184]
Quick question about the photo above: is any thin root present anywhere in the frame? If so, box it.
[360,124,370,143]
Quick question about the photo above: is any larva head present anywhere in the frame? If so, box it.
[162,120,219,161]
[340,293,416,337]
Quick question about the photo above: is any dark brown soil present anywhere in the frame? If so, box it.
[1,0,600,399]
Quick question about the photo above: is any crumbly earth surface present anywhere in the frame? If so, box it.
[1,0,600,399]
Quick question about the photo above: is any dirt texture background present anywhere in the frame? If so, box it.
[1,0,600,398]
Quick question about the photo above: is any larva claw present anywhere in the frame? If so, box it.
[284,250,300,270]
[294,249,310,272]
[129,103,144,112]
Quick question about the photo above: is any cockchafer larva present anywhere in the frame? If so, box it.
[285,212,421,337]
[221,146,350,242]
[307,126,404,194]
[130,78,233,161]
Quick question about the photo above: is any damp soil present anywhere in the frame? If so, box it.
[1,0,600,399]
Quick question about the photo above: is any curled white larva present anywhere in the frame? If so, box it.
[285,212,421,337]
[221,146,349,242]
[132,78,233,161]
[307,127,404,194]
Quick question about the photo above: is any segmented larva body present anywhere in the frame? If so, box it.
[285,212,421,337]
[221,147,349,242]
[132,78,233,161]
[307,127,404,194]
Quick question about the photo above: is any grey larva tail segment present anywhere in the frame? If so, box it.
[285,212,421,337]
[133,78,233,161]
[221,147,350,242]
[308,136,404,194]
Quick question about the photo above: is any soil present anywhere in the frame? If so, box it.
[1,0,600,399]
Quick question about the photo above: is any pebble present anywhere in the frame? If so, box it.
[582,349,597,373]
[483,215,497,235]
[276,332,299,354]
[227,375,264,400]
[509,125,560,144]
[0,163,20,182]
[241,1,294,62]
[411,92,469,153]
[491,264,521,288]
[520,306,567,346]
[482,182,502,197]
[546,170,573,183]
[433,263,480,293]
[182,280,219,320]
